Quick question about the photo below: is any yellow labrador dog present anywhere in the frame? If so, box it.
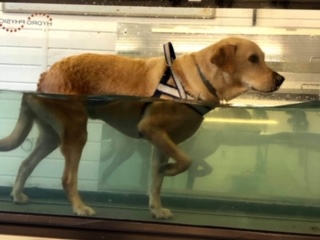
[0,37,284,219]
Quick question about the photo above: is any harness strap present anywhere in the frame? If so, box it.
[151,42,215,117]
[154,67,193,99]
[163,42,187,99]
[153,67,174,98]
[138,101,213,138]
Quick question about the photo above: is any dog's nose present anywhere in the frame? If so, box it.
[274,72,285,86]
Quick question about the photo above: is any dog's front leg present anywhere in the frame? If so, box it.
[149,148,173,219]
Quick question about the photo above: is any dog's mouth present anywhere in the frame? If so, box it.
[251,84,281,93]
[250,72,285,93]
[251,85,281,93]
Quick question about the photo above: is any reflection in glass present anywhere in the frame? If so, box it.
[0,90,320,234]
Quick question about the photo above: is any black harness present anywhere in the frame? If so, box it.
[153,42,193,100]
[152,67,180,99]
[152,42,217,116]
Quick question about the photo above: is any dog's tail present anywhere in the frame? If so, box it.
[0,94,34,151]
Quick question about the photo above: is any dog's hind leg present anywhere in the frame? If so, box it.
[148,148,173,219]
[60,125,95,216]
[11,121,60,203]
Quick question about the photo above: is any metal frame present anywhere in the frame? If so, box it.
[1,212,320,240]
[1,0,320,9]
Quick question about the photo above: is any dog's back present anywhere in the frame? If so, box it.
[37,53,166,97]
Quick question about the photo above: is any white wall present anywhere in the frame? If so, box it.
[0,3,117,91]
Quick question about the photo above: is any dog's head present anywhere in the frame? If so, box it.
[211,37,284,96]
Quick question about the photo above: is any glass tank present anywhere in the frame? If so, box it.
[0,1,320,239]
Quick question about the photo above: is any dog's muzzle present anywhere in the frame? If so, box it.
[266,72,285,92]
[273,72,285,88]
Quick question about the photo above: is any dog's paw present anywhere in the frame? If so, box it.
[151,208,173,220]
[11,192,29,204]
[74,205,96,216]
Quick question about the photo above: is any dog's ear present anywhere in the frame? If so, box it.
[210,44,237,73]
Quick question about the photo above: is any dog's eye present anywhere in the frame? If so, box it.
[248,54,259,64]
